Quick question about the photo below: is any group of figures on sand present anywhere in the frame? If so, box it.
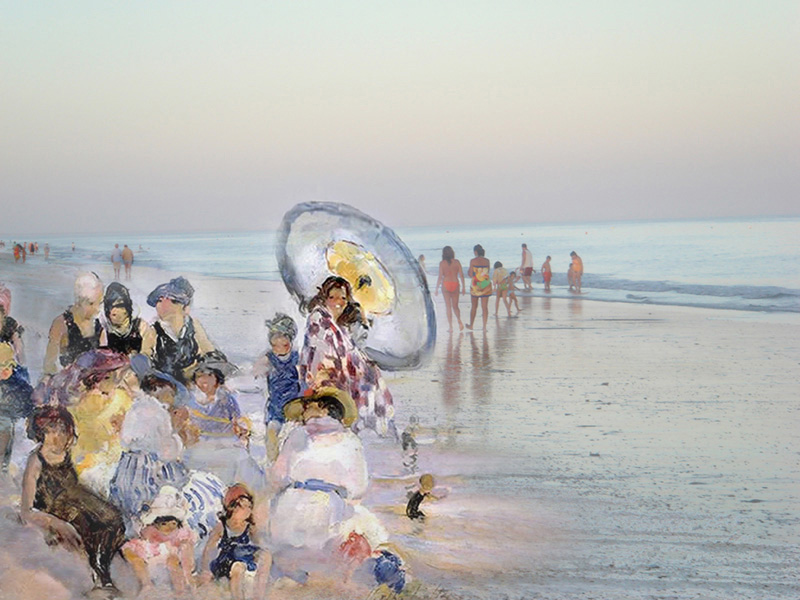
[434,244,584,330]
[0,272,405,598]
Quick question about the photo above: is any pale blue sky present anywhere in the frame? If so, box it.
[2,1,798,233]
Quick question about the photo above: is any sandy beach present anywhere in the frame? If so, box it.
[0,251,798,599]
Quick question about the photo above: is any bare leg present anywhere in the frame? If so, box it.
[443,292,453,330]
[122,547,153,595]
[230,561,246,600]
[480,296,489,329]
[466,295,478,329]
[0,426,13,472]
[253,551,272,600]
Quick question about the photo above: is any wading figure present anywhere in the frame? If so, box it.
[434,246,465,331]
[465,245,492,330]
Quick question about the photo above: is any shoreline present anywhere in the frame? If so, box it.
[0,252,798,598]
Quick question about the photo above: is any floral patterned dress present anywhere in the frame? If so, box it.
[299,307,395,436]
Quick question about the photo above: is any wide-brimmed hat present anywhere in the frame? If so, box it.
[283,385,358,427]
[146,276,194,307]
[140,485,188,526]
[74,348,129,388]
[192,352,238,380]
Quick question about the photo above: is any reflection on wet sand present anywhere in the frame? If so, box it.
[441,331,462,409]
[469,331,492,407]
[569,296,583,318]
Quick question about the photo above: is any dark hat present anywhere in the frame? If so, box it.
[192,352,238,381]
[147,276,194,307]
[104,282,133,318]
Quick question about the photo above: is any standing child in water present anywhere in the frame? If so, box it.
[492,262,511,317]
[255,313,301,462]
[199,483,271,600]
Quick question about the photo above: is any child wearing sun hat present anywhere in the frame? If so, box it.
[121,485,197,596]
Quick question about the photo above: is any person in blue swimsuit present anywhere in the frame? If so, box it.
[200,483,271,600]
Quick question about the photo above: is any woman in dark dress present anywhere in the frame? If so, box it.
[21,406,126,594]
[99,282,154,356]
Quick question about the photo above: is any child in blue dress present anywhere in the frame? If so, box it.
[199,483,271,600]
[256,314,301,462]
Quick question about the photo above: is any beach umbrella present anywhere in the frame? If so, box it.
[277,201,436,370]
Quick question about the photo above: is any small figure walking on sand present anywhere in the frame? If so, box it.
[519,243,534,291]
[492,261,511,317]
[466,245,492,330]
[111,244,122,280]
[435,246,465,331]
[541,256,552,292]
[570,251,583,293]
[122,244,134,280]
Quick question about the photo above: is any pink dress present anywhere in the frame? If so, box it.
[123,524,195,564]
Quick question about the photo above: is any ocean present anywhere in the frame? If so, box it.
[6,216,799,314]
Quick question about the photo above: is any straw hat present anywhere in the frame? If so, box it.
[140,485,188,526]
[283,385,358,427]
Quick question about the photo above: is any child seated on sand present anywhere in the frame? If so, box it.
[199,483,271,600]
[121,485,196,598]
[255,313,301,462]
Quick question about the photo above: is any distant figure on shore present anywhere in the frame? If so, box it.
[147,276,219,384]
[71,242,75,252]
[435,246,465,331]
[44,243,50,260]
[570,251,583,293]
[492,261,511,317]
[111,244,122,280]
[542,256,552,292]
[519,243,534,291]
[418,254,427,278]
[43,272,104,376]
[567,264,575,292]
[122,244,134,280]
[99,282,155,356]
[466,244,492,330]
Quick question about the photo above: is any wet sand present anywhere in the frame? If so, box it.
[0,252,798,599]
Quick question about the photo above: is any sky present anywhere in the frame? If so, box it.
[1,1,798,234]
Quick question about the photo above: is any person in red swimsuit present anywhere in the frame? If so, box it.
[435,246,466,331]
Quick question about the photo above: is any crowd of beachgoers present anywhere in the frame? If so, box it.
[0,267,410,599]
[430,243,584,331]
